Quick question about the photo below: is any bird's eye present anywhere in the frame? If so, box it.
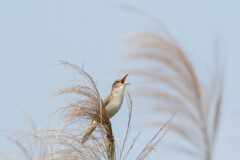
[116,80,120,83]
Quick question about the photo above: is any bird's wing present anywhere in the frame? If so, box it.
[103,94,112,107]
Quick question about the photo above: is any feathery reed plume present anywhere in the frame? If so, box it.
[127,29,223,160]
[45,60,115,160]
[6,61,173,160]
[5,106,49,160]
[7,61,115,160]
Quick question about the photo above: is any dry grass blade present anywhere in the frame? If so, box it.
[117,90,169,160]
[123,131,142,160]
[127,30,223,160]
[211,78,223,149]
[119,92,133,159]
[7,136,32,160]
[136,113,174,160]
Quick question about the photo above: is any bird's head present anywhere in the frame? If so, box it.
[112,74,130,90]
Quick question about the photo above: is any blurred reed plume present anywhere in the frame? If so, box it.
[7,61,172,160]
[127,29,223,160]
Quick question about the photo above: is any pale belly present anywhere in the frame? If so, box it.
[105,97,123,118]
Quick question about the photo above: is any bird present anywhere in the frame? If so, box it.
[81,74,130,144]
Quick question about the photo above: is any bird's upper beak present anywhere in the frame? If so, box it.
[121,74,130,85]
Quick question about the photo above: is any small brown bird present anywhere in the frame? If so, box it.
[81,74,130,144]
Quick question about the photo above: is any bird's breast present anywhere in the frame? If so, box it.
[105,94,123,118]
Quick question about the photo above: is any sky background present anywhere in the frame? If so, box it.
[0,0,240,159]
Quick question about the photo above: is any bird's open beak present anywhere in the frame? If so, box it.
[121,74,130,85]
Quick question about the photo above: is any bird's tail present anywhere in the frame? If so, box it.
[81,121,98,144]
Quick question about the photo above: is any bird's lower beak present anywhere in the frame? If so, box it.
[121,74,130,85]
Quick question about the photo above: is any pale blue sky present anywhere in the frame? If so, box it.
[0,0,240,159]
